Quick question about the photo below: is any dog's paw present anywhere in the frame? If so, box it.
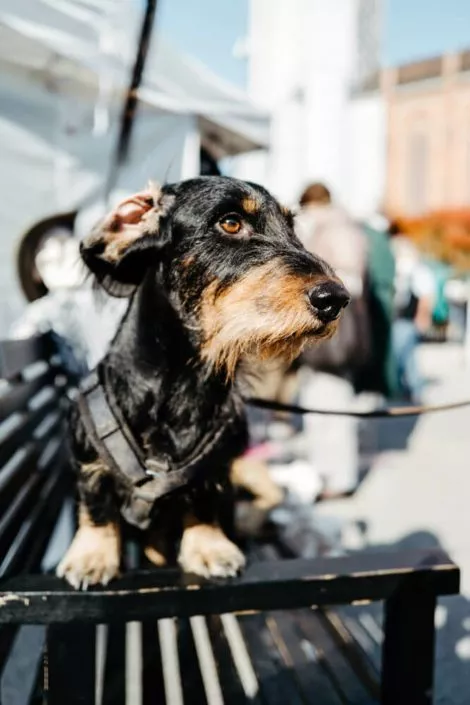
[178,524,246,578]
[56,525,120,590]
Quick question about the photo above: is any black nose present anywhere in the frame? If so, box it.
[308,281,350,322]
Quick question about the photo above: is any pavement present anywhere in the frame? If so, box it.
[315,342,470,704]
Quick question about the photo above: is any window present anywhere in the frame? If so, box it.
[407,129,429,215]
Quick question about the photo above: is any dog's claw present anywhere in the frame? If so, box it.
[56,525,120,590]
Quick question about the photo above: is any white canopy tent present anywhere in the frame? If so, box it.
[0,0,269,331]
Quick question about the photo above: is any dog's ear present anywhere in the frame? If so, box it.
[81,182,175,296]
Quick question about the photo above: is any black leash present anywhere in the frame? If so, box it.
[247,396,470,419]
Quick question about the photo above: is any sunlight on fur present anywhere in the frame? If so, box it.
[200,259,337,379]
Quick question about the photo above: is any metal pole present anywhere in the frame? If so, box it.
[104,0,157,204]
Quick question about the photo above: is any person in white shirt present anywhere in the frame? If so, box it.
[294,183,370,499]
[10,214,128,375]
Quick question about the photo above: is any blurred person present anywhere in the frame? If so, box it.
[295,183,371,499]
[388,221,436,403]
[10,213,127,376]
[359,213,400,400]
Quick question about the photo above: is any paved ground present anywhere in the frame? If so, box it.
[316,343,470,704]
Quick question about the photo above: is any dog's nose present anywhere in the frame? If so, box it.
[308,281,350,322]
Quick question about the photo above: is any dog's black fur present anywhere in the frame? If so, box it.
[58,176,348,587]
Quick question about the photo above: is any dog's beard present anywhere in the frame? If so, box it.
[199,259,339,380]
[201,313,337,381]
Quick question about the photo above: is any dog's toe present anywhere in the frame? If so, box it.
[178,525,245,579]
[56,525,120,590]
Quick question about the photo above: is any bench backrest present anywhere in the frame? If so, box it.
[0,333,72,579]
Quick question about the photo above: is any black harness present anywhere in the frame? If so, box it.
[78,370,239,530]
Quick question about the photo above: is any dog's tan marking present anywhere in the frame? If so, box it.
[178,515,245,578]
[231,457,284,538]
[231,457,283,511]
[144,529,168,567]
[182,254,196,269]
[56,504,121,589]
[200,259,337,378]
[242,197,260,214]
[280,205,291,218]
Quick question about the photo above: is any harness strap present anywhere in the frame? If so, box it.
[78,370,150,484]
[78,370,237,529]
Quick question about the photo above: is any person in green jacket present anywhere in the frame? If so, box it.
[357,216,400,400]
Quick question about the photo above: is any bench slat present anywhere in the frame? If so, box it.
[102,623,126,705]
[0,336,54,381]
[261,610,345,705]
[141,621,165,705]
[0,550,459,625]
[292,609,375,703]
[323,604,382,685]
[0,473,43,566]
[0,368,57,425]
[46,624,96,705]
[0,461,69,578]
[0,423,63,506]
[206,615,252,705]
[177,618,208,705]
[0,397,61,471]
[238,612,304,705]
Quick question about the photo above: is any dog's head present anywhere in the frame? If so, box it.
[82,177,349,377]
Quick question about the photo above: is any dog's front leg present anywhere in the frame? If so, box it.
[57,461,121,589]
[178,512,245,578]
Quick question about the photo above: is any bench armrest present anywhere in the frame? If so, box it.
[0,549,459,624]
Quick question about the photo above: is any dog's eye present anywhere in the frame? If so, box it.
[219,215,243,235]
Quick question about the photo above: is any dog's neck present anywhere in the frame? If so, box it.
[100,273,243,462]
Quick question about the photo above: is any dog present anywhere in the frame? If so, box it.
[57,177,349,588]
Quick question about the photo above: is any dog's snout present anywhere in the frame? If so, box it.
[308,281,350,322]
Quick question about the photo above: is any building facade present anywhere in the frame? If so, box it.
[233,0,385,217]
[382,50,470,216]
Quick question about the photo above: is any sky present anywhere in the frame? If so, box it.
[157,0,248,86]
[157,0,470,86]
[384,0,470,66]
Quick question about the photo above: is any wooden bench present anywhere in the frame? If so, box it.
[0,334,460,705]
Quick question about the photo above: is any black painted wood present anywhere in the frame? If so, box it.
[0,420,63,505]
[206,615,249,705]
[0,397,60,470]
[0,335,54,381]
[323,603,382,689]
[382,587,437,705]
[263,609,345,705]
[102,623,126,705]
[292,609,373,704]
[141,621,165,705]
[238,612,304,705]
[0,471,44,564]
[177,618,208,705]
[0,550,459,625]
[46,624,96,705]
[16,466,70,576]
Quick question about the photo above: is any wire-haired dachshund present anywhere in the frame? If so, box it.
[57,177,349,588]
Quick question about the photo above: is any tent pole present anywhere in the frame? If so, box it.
[104,0,157,204]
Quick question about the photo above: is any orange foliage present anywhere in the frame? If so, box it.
[395,209,470,270]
